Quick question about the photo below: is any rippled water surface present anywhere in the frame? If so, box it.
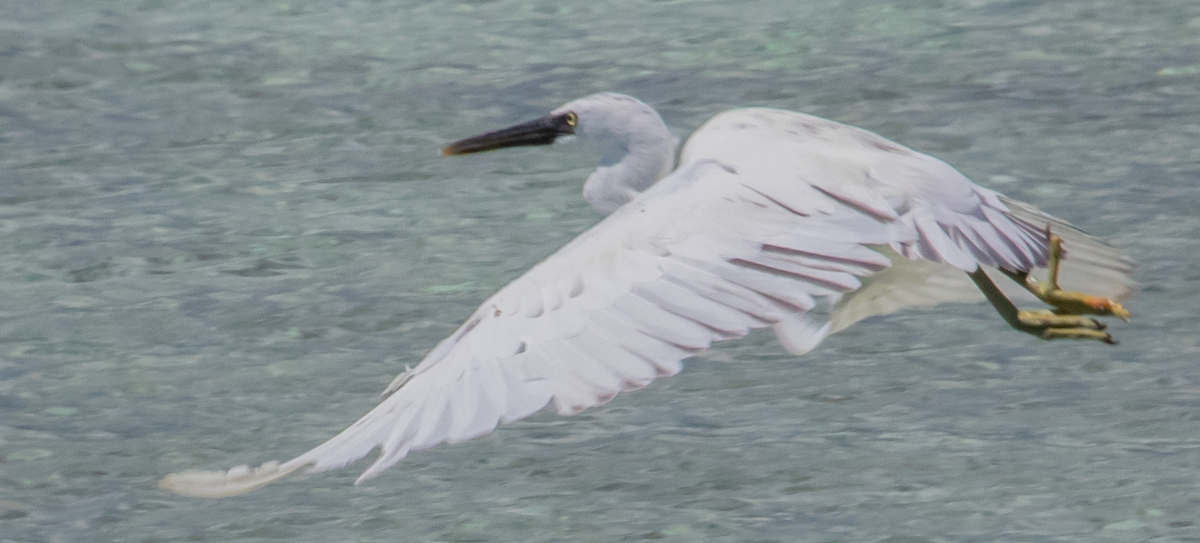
[2,1,1199,541]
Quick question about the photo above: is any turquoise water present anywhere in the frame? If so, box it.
[2,0,1199,541]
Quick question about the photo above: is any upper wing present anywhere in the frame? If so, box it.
[680,108,1135,333]
[161,108,1129,497]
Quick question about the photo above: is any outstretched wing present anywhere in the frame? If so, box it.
[161,108,1130,497]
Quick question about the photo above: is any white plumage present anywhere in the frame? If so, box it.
[161,93,1133,497]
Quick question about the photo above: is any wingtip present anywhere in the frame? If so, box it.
[160,461,303,498]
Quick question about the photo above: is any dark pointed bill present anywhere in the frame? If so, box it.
[441,113,576,156]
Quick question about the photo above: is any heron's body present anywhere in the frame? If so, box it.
[163,93,1133,497]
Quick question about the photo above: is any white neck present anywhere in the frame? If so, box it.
[581,125,677,214]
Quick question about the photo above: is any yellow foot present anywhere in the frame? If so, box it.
[1016,310,1116,345]
[1001,231,1132,321]
[971,228,1130,345]
[1035,288,1131,321]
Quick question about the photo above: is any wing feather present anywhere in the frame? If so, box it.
[567,327,658,390]
[631,280,763,336]
[658,260,788,322]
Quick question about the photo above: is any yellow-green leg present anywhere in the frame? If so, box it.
[968,231,1130,345]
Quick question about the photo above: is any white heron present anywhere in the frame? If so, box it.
[161,92,1133,497]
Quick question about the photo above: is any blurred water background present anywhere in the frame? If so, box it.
[2,0,1199,541]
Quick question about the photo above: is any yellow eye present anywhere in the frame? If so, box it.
[564,112,578,126]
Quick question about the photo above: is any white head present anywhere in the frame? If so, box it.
[443,93,678,214]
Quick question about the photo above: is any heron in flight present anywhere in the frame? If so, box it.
[162,93,1133,497]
